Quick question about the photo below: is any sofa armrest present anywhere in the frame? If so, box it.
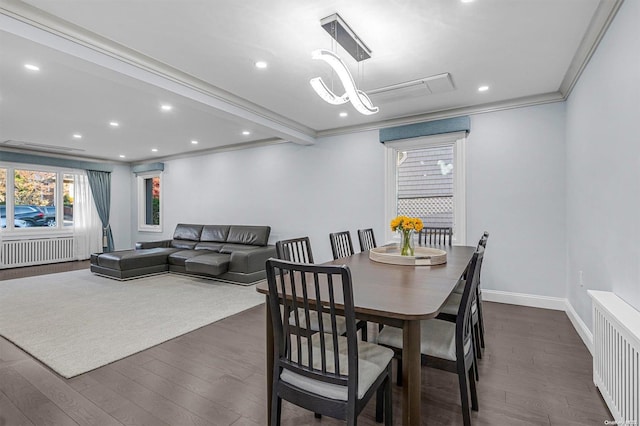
[135,239,172,250]
[229,246,277,274]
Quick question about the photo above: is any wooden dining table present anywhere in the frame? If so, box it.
[256,244,476,426]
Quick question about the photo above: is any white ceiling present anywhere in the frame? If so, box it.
[0,0,621,163]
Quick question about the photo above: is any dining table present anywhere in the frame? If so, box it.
[256,243,476,426]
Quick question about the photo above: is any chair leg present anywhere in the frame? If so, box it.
[271,393,282,426]
[477,301,486,349]
[395,358,403,386]
[457,363,472,426]
[361,322,368,342]
[314,413,322,418]
[376,386,383,423]
[385,373,392,426]
[468,367,479,411]
[473,321,483,360]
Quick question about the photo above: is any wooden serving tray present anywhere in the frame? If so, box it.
[369,246,447,266]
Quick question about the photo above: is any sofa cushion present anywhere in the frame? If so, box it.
[168,250,203,266]
[226,226,271,246]
[219,243,259,254]
[185,253,231,276]
[201,225,230,243]
[195,242,224,252]
[170,240,198,250]
[173,224,204,241]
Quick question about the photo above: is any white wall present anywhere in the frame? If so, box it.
[131,102,568,298]
[565,0,640,329]
[467,103,567,297]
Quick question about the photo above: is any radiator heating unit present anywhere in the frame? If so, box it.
[589,290,639,425]
[0,237,75,268]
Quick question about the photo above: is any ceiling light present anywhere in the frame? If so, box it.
[109,121,119,127]
[24,64,40,71]
[242,131,251,136]
[478,85,489,92]
[119,154,125,158]
[191,140,198,145]
[72,134,82,139]
[255,61,268,69]
[339,112,348,117]
[151,148,158,152]
[310,49,379,115]
[160,104,173,111]
[461,0,475,3]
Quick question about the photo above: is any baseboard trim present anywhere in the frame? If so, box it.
[482,289,594,354]
[564,299,594,355]
[482,289,566,311]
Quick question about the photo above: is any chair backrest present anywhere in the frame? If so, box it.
[478,231,489,249]
[276,237,314,263]
[265,258,358,399]
[329,231,355,260]
[357,228,377,252]
[455,246,484,362]
[419,227,453,246]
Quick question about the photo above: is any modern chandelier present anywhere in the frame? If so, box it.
[310,14,379,115]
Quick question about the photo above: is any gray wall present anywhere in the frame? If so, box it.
[565,0,640,327]
[110,164,133,250]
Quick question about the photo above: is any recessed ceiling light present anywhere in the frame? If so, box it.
[461,0,474,3]
[191,140,198,145]
[72,134,82,139]
[160,104,173,111]
[151,148,158,152]
[109,121,119,127]
[119,154,125,158]
[478,85,489,92]
[339,112,348,117]
[24,64,40,71]
[255,61,268,69]
[242,130,251,136]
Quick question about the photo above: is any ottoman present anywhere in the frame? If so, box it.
[90,248,177,280]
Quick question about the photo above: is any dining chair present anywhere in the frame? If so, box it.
[265,258,393,425]
[275,236,314,264]
[376,247,483,426]
[329,231,355,260]
[418,226,453,246]
[275,237,367,341]
[448,232,489,357]
[357,228,377,252]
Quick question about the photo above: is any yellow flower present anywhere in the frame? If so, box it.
[390,215,424,232]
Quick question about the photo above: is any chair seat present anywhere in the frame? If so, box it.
[452,278,465,294]
[289,309,348,335]
[281,333,394,401]
[376,319,472,362]
[440,292,477,317]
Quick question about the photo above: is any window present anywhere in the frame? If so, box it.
[384,131,466,244]
[137,172,162,232]
[0,165,77,231]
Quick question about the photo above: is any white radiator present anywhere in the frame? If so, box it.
[0,237,75,268]
[589,290,640,424]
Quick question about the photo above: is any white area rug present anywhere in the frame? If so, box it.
[0,270,265,378]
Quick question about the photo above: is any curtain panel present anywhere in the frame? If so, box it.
[86,170,114,252]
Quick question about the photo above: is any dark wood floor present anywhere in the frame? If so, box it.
[0,261,612,425]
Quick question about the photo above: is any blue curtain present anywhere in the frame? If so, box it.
[86,170,114,252]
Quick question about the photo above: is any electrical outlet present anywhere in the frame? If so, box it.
[578,270,584,287]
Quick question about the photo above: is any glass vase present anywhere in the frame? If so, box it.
[399,230,415,256]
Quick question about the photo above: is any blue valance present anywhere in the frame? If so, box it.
[379,116,470,143]
[0,150,113,172]
[132,162,164,174]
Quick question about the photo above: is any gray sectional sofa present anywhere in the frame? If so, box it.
[90,224,276,284]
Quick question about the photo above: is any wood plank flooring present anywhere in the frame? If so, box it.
[0,262,612,425]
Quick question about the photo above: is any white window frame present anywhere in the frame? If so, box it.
[0,162,73,237]
[137,171,162,233]
[384,131,467,245]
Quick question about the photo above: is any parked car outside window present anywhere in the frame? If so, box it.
[0,217,29,228]
[0,205,47,226]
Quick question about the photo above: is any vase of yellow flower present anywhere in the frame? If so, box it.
[390,215,424,256]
